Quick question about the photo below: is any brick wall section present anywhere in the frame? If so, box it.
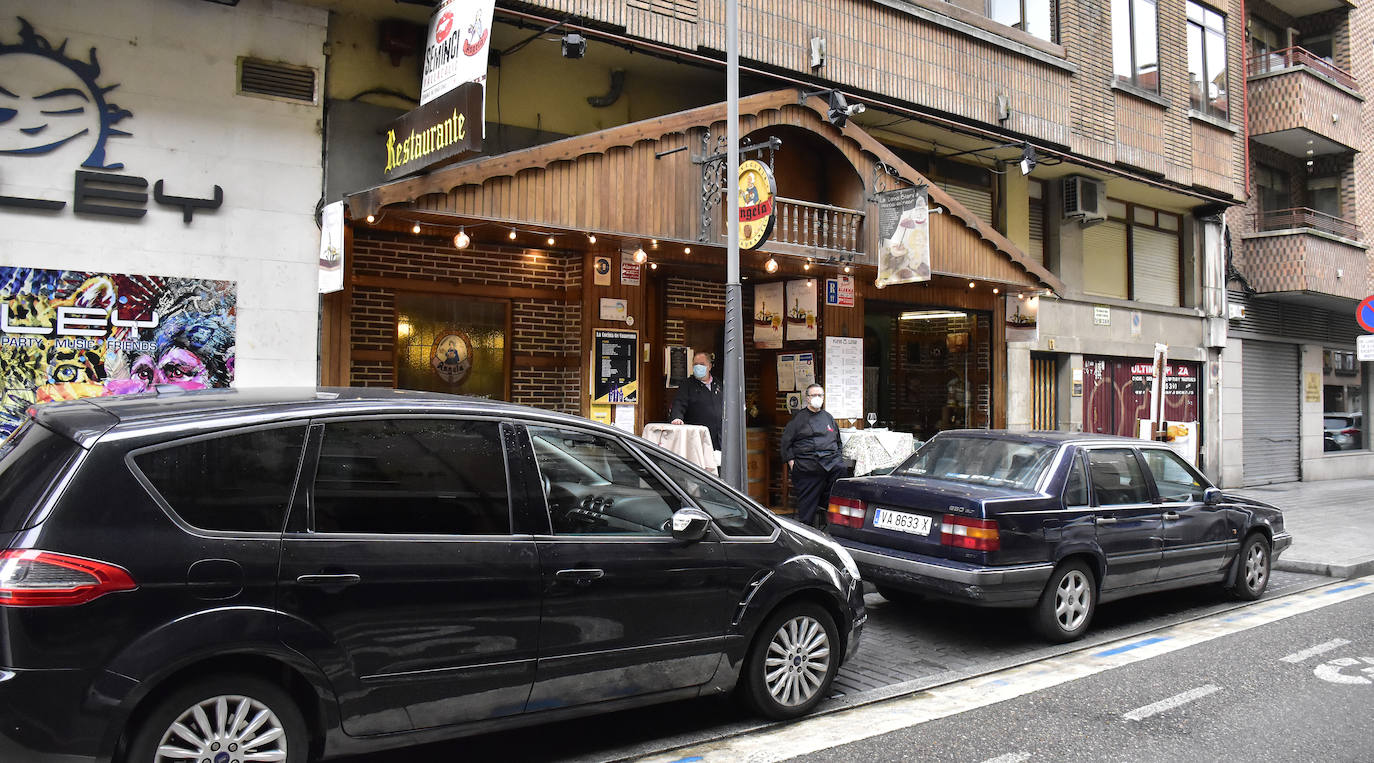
[519,0,1245,198]
[348,231,582,413]
[1248,72,1362,149]
[1353,0,1374,291]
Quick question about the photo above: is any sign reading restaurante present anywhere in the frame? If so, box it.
[383,82,483,180]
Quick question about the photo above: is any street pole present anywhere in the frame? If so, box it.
[721,0,746,492]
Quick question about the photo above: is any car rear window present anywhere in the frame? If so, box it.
[0,421,83,532]
[897,436,1057,490]
[135,425,308,533]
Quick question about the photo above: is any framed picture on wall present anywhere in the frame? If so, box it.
[394,292,512,399]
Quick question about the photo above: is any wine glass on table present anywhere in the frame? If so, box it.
[866,412,877,429]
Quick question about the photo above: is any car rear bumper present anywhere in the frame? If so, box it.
[0,667,108,762]
[836,538,1053,607]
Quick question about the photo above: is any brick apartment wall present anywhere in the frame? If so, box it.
[518,0,1245,198]
[1354,0,1374,291]
[348,231,582,414]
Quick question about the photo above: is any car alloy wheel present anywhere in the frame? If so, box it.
[1032,559,1096,642]
[764,614,832,707]
[129,675,308,763]
[742,601,840,719]
[1054,569,1092,632]
[153,694,288,762]
[1230,533,1271,601]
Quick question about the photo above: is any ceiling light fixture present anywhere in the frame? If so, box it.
[900,310,968,321]
[453,228,470,249]
[765,257,779,273]
[633,248,647,264]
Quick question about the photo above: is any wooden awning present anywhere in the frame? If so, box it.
[346,90,1064,294]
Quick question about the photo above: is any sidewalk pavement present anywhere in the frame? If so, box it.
[1232,478,1374,578]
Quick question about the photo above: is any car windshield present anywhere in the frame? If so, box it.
[896,436,1058,490]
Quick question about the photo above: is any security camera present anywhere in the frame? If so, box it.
[561,32,586,59]
[826,91,865,128]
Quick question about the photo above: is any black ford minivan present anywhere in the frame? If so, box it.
[0,388,863,762]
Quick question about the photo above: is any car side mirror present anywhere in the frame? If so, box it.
[1203,487,1222,505]
[670,507,712,542]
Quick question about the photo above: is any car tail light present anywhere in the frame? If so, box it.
[941,515,1001,551]
[827,496,867,528]
[0,550,137,607]
[1342,428,1359,436]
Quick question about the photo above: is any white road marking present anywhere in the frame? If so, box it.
[979,753,1032,763]
[1122,684,1221,721]
[1313,656,1374,685]
[1279,638,1351,664]
[637,574,1374,763]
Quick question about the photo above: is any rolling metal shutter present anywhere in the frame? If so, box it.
[1132,227,1180,306]
[1242,340,1300,485]
[1082,220,1128,299]
[939,182,994,226]
[1027,195,1046,265]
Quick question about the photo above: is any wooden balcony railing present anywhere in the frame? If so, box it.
[1247,46,1359,92]
[771,197,864,253]
[1255,207,1361,240]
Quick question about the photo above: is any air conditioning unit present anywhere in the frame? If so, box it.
[1063,175,1106,222]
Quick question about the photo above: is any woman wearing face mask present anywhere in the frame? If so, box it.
[780,383,844,528]
[669,351,724,451]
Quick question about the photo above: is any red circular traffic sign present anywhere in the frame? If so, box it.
[1358,296,1374,333]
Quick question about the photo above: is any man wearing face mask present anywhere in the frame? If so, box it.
[781,383,844,528]
[669,351,724,451]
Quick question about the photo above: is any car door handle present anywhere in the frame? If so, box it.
[1094,517,1118,525]
[555,568,605,585]
[1163,511,1181,520]
[296,573,361,590]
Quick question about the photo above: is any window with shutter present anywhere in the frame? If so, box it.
[1132,227,1180,306]
[1083,221,1128,299]
[940,182,995,226]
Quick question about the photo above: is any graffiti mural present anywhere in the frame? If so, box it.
[0,267,236,436]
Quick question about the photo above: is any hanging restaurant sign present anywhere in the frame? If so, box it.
[875,186,932,287]
[738,159,776,250]
[382,82,483,181]
[421,0,495,106]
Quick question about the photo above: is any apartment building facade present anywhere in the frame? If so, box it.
[1222,0,1372,485]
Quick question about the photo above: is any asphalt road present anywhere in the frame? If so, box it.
[341,571,1330,763]
[794,588,1374,763]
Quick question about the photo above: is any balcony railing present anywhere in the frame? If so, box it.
[1255,207,1361,240]
[772,197,865,253]
[1247,46,1359,92]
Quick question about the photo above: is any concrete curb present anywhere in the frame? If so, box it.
[1275,557,1374,579]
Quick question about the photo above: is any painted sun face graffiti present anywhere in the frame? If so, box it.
[0,17,132,181]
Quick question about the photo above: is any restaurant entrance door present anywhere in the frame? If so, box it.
[864,301,993,440]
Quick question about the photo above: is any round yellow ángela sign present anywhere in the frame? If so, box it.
[738,159,776,250]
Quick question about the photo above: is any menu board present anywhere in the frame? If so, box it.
[824,337,863,420]
[592,329,638,404]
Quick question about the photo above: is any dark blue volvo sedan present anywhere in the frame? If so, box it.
[826,430,1292,642]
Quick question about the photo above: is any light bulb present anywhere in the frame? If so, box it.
[547,236,556,246]
[804,262,811,271]
[969,281,976,289]
[650,262,659,270]
[765,257,779,273]
[509,229,518,240]
[633,248,647,264]
[453,228,470,249]
[588,234,597,244]
[412,223,422,234]
[365,214,375,224]
[843,265,852,274]
[992,287,999,294]
[651,239,658,247]
[684,247,691,254]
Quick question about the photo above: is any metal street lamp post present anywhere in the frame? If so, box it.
[721,0,746,491]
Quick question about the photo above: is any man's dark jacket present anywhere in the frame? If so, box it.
[669,376,723,449]
[780,407,843,471]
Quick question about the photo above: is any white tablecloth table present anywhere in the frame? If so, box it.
[839,428,917,476]
[642,423,717,475]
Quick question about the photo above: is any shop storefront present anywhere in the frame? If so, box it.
[331,90,1062,511]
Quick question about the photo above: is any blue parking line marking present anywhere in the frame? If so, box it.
[669,757,704,762]
[1222,611,1256,622]
[1095,636,1170,657]
[1325,582,1371,594]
